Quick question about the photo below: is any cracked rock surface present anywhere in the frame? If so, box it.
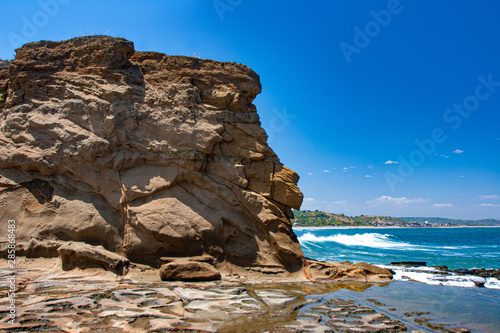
[0,261,475,333]
[0,36,304,272]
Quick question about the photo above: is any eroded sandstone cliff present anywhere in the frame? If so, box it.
[0,36,304,273]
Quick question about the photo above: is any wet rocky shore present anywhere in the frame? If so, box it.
[0,258,482,333]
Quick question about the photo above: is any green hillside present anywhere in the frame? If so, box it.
[292,210,407,227]
[292,210,500,227]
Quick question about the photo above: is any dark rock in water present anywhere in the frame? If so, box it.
[390,261,427,267]
[0,36,305,275]
[160,260,221,281]
[453,268,500,279]
[434,265,448,271]
[473,280,485,288]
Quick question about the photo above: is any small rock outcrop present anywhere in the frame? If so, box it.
[159,260,221,281]
[0,36,305,274]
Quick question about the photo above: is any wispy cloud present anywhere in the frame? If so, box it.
[452,149,464,154]
[342,166,356,172]
[323,170,330,173]
[366,196,429,206]
[479,195,499,200]
[307,172,313,176]
[433,203,453,208]
[384,160,399,165]
[303,197,316,202]
[477,203,500,207]
[364,175,372,178]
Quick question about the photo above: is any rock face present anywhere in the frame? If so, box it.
[0,36,304,272]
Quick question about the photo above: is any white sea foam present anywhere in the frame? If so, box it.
[298,232,414,250]
[485,278,500,289]
[383,265,499,289]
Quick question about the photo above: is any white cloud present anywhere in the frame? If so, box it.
[368,165,374,169]
[343,166,356,172]
[366,196,429,206]
[479,195,500,200]
[478,203,500,207]
[323,170,330,173]
[433,203,453,208]
[385,160,399,165]
[452,149,464,154]
[307,172,313,176]
[364,175,372,178]
[303,198,316,202]
[460,175,465,178]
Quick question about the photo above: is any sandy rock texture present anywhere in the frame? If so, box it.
[0,36,304,273]
[0,262,401,333]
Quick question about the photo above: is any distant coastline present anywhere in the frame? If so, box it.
[293,225,500,230]
[292,210,500,228]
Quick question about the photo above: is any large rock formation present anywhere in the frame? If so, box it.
[0,36,304,273]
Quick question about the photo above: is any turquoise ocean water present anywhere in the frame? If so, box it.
[294,227,500,270]
[294,227,500,331]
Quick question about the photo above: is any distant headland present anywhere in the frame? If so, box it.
[292,210,500,227]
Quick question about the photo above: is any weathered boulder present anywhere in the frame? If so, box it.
[0,36,304,273]
[160,260,221,281]
[332,262,393,283]
[58,242,130,274]
[306,259,393,282]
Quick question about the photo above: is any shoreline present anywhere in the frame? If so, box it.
[1,258,497,332]
[293,225,500,229]
[294,226,500,282]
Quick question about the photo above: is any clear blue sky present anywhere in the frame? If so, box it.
[1,0,499,219]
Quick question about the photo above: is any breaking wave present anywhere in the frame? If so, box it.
[298,232,415,250]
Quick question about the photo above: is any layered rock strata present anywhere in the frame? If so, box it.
[0,36,304,273]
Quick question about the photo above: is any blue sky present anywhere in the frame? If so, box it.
[1,0,499,219]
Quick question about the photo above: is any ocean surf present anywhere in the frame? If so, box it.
[295,226,500,289]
